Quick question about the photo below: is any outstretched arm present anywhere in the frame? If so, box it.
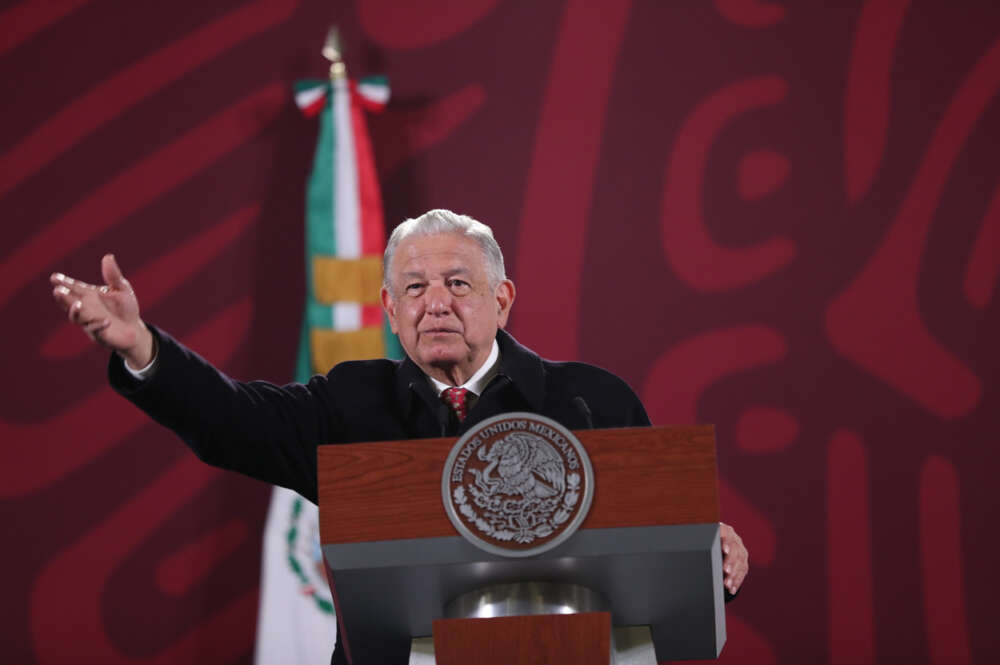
[50,253,333,501]
[50,254,154,369]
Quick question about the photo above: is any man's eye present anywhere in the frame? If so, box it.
[448,279,470,292]
[405,283,425,294]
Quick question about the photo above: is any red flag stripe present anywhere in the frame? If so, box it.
[349,83,388,257]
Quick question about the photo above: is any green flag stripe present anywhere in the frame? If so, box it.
[305,98,337,259]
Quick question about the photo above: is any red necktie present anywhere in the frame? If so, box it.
[441,387,470,422]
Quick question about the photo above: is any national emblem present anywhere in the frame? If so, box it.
[441,412,594,557]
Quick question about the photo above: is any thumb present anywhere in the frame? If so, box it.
[101,253,129,290]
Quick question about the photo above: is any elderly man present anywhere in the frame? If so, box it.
[51,209,748,661]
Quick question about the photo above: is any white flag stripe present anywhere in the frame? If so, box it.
[332,78,361,259]
[357,82,390,105]
[332,303,362,330]
[294,86,325,110]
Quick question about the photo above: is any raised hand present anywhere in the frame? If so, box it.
[50,254,154,369]
[720,522,749,595]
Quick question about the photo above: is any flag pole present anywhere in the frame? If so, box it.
[322,27,346,80]
[256,25,394,665]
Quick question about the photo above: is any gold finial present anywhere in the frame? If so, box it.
[322,26,346,80]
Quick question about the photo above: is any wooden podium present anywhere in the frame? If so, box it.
[318,425,725,664]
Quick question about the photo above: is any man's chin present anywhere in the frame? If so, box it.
[423,353,464,368]
[416,344,470,371]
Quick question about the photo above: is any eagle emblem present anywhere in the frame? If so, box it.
[442,413,594,557]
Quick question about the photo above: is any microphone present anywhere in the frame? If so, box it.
[437,402,450,437]
[411,380,451,437]
[571,396,594,429]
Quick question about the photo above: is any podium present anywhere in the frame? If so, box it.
[318,425,725,664]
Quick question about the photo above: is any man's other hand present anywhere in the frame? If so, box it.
[50,254,153,369]
[721,522,748,595]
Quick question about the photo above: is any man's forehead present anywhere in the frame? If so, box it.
[392,234,485,270]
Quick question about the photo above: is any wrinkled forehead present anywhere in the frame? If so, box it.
[390,232,488,275]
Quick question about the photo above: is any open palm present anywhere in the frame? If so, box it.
[50,254,153,367]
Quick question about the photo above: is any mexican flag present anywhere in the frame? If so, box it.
[254,74,396,665]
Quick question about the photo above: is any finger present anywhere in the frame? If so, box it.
[54,273,96,290]
[70,289,110,323]
[51,272,97,295]
[68,298,105,326]
[67,299,84,324]
[52,285,76,312]
[730,570,746,593]
[725,563,746,590]
[97,284,126,306]
[727,558,748,586]
[101,254,129,291]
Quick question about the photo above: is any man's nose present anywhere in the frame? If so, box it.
[424,282,452,314]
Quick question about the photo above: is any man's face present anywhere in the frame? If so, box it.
[381,233,515,385]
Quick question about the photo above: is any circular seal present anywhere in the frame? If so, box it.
[441,412,594,557]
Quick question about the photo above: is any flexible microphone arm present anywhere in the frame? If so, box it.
[571,396,594,430]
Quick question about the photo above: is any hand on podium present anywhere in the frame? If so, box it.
[721,522,748,594]
[50,254,154,370]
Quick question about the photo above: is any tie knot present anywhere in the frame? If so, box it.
[441,387,470,422]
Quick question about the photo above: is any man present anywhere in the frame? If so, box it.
[51,209,748,661]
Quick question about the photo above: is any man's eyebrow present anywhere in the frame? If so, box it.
[399,267,470,282]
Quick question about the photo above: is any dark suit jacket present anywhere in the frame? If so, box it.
[109,326,650,503]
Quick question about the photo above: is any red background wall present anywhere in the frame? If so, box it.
[2,1,998,663]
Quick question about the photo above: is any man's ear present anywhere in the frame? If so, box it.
[495,280,516,328]
[380,286,399,333]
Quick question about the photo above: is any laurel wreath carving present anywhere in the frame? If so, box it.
[453,473,582,544]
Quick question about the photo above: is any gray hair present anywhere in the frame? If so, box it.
[383,209,507,290]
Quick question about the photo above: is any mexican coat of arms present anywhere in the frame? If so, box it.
[441,412,594,557]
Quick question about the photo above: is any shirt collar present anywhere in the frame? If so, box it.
[394,329,546,418]
[428,339,500,396]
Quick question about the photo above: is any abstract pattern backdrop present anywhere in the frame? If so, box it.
[2,1,998,663]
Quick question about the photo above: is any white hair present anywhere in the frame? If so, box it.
[383,209,507,290]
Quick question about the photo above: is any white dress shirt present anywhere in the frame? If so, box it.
[427,339,500,409]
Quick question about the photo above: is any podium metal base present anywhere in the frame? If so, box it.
[445,581,608,618]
